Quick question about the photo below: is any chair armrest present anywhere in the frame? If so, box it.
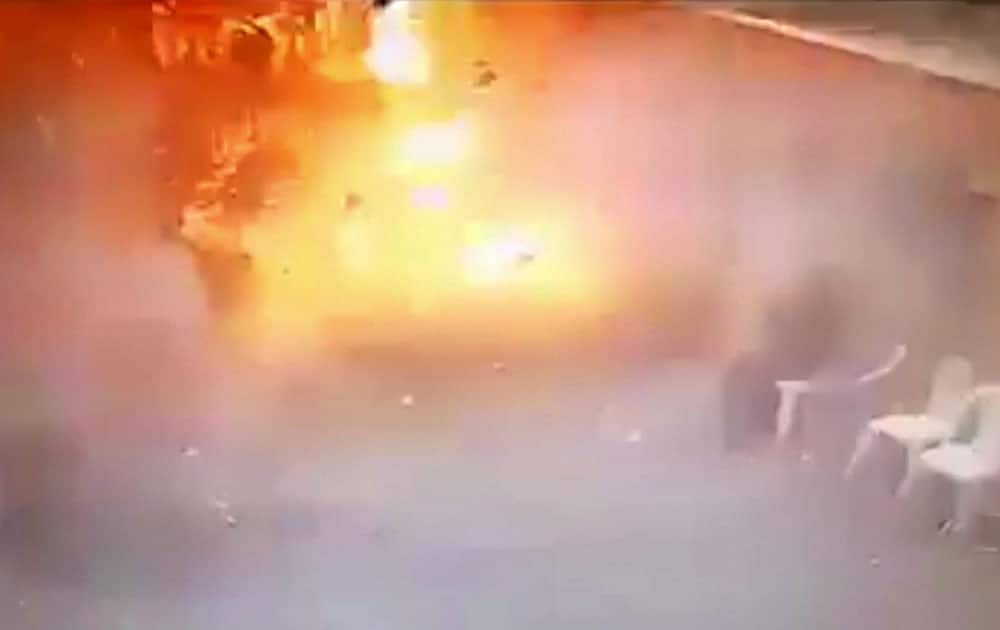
[777,344,908,396]
[776,380,812,394]
[857,344,907,385]
[776,379,849,396]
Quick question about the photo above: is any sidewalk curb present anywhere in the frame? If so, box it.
[703,9,1000,92]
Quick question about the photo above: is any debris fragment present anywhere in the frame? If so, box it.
[492,361,506,372]
[225,514,239,528]
[625,429,643,444]
[181,446,199,457]
[473,68,498,89]
[343,192,363,212]
[975,546,1000,554]
[401,394,415,407]
[800,451,814,464]
[869,556,881,568]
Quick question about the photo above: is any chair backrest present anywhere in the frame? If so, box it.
[924,355,974,425]
[972,389,1000,465]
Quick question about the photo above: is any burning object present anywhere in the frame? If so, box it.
[398,115,472,169]
[463,234,539,285]
[364,0,429,86]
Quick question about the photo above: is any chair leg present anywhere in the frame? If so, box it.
[896,444,931,498]
[775,389,800,443]
[953,480,984,535]
[844,426,876,479]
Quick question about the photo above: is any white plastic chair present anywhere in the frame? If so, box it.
[843,355,974,495]
[915,386,1000,532]
[775,344,908,443]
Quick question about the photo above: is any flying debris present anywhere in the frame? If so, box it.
[474,68,499,89]
[343,192,364,212]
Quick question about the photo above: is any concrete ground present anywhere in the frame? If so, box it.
[4,356,999,629]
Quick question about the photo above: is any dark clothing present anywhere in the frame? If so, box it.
[225,145,298,222]
[723,274,847,450]
[230,23,275,78]
[762,279,844,378]
[230,23,275,141]
[722,351,782,450]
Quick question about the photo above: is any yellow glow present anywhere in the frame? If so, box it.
[182,4,615,354]
[410,185,450,211]
[337,215,375,272]
[180,204,244,255]
[363,1,429,86]
[230,181,604,349]
[463,234,538,286]
[398,116,472,169]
